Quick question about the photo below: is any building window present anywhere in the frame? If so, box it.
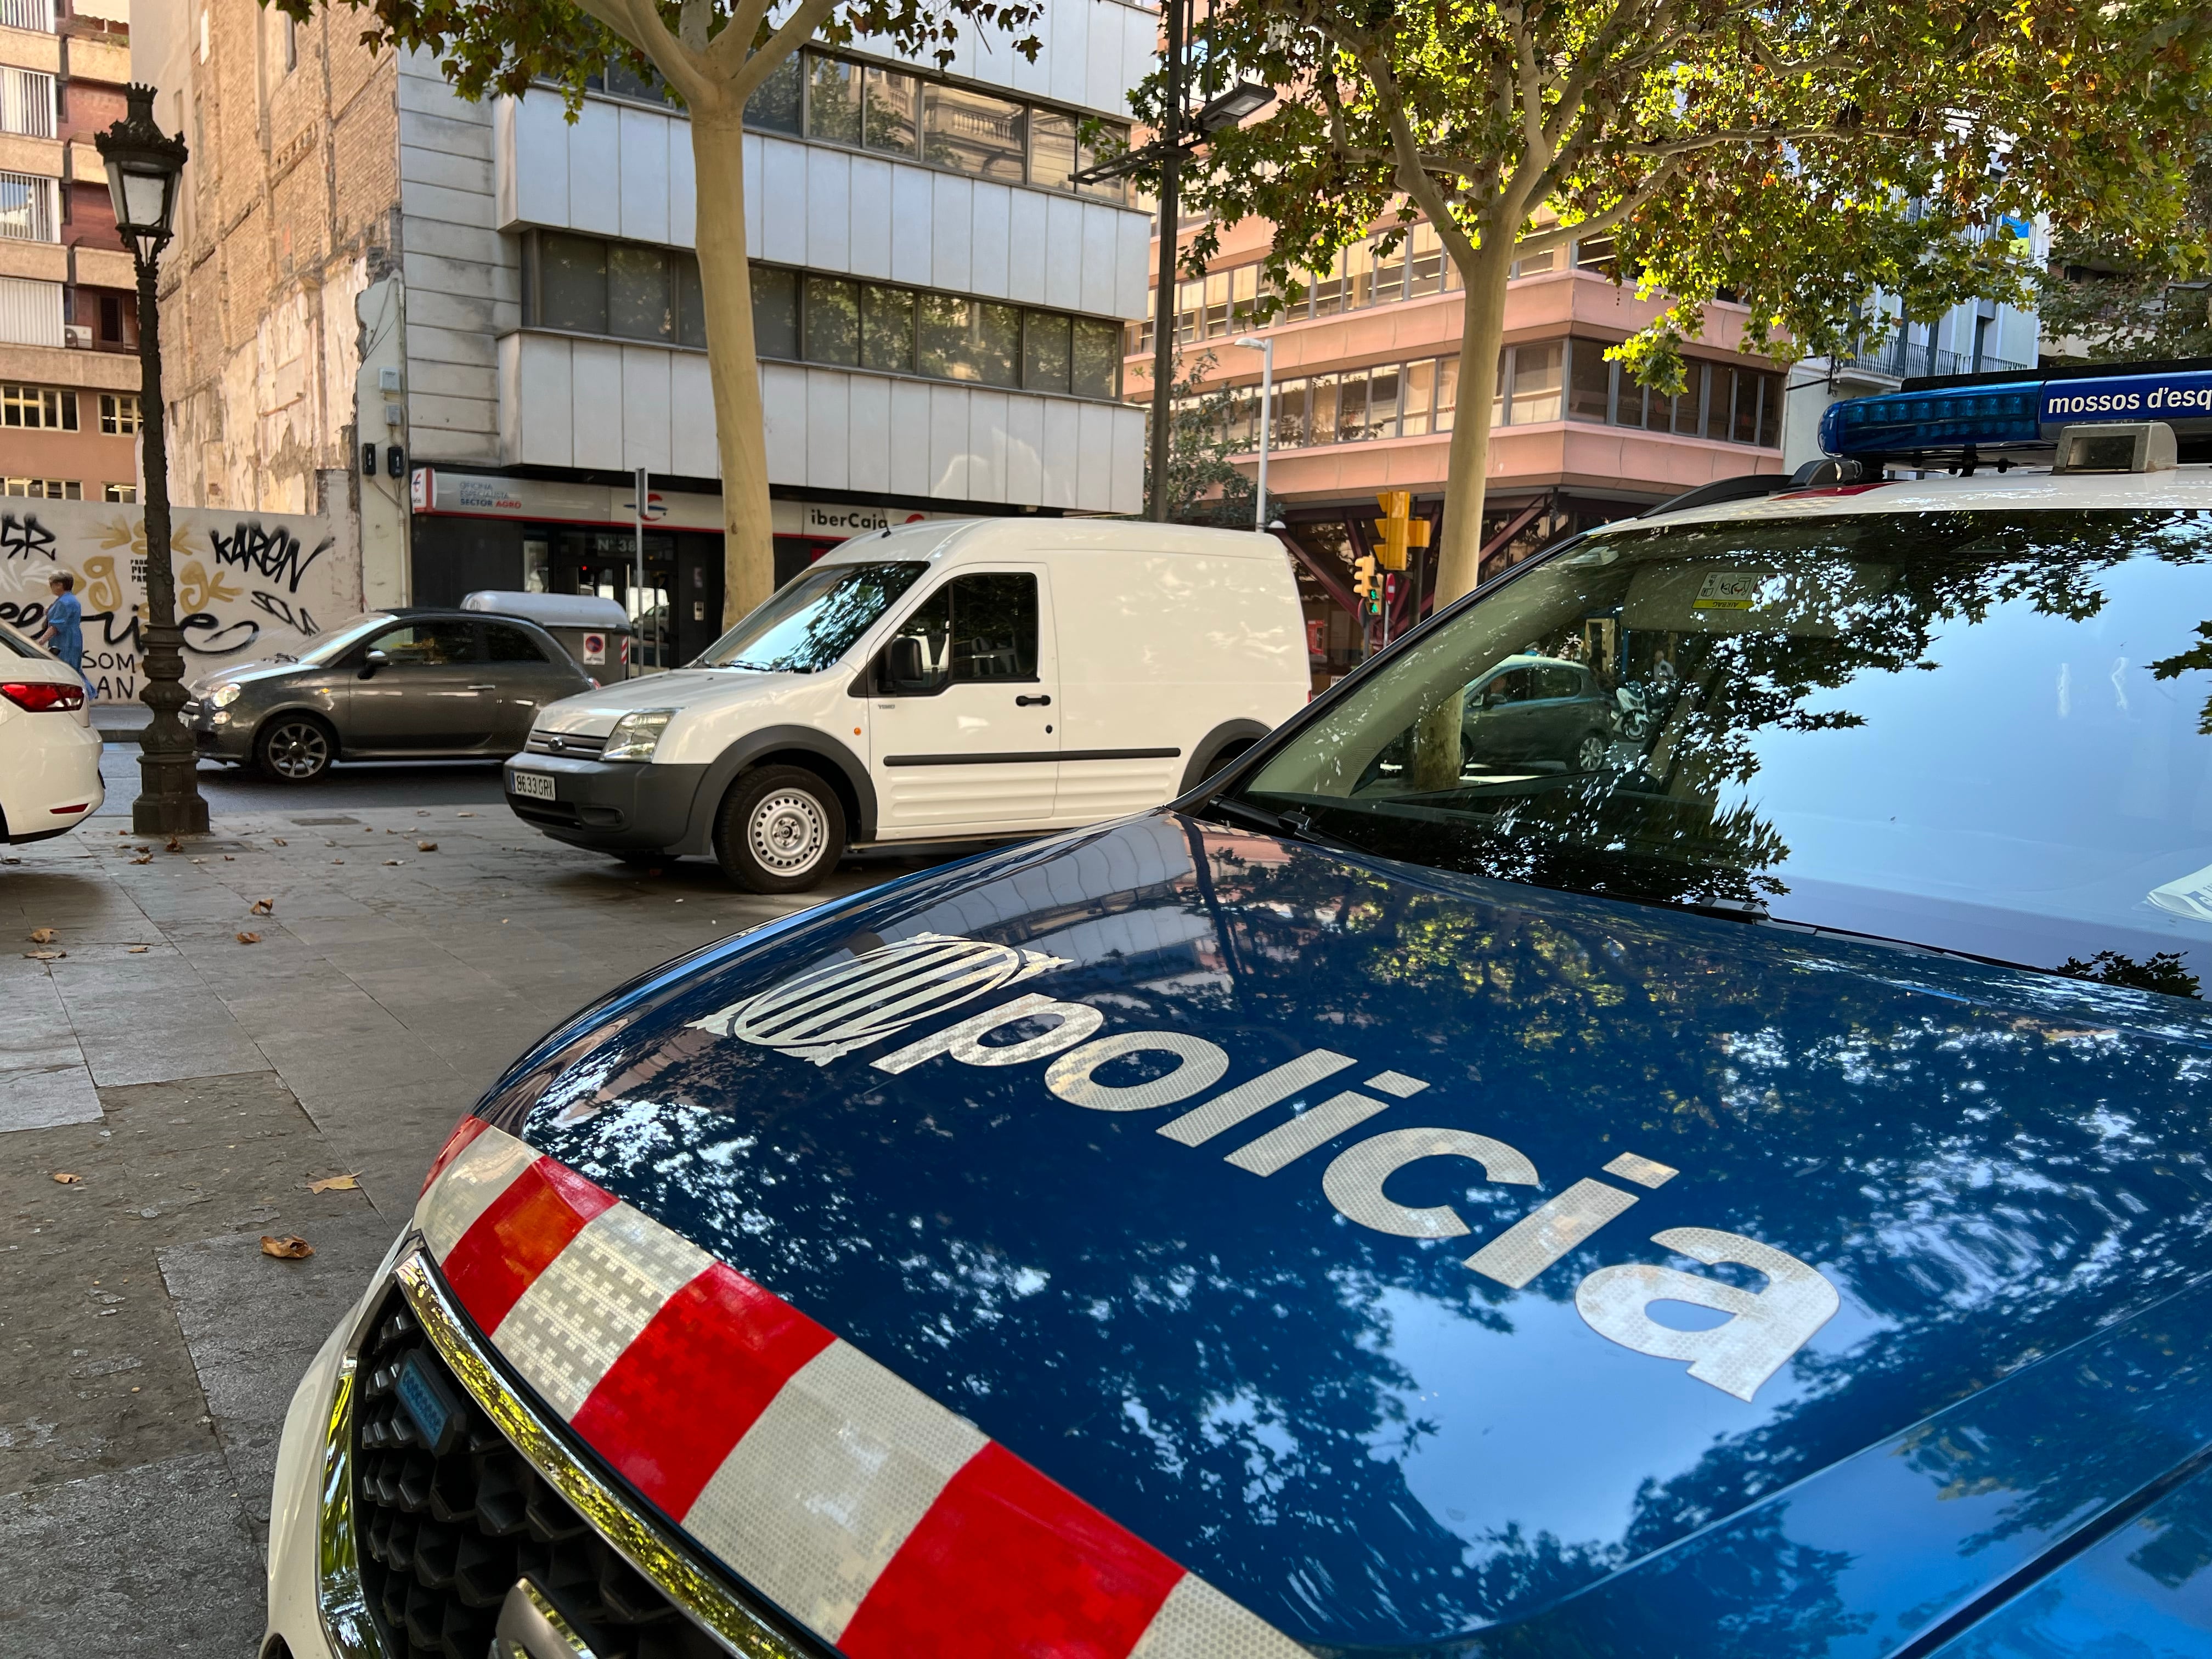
[104,482,137,503]
[524,232,708,348]
[2,383,76,429]
[922,83,1025,183]
[0,69,57,139]
[715,49,1133,203]
[1166,338,1767,456]
[526,233,1122,399]
[0,171,57,242]
[1558,336,1780,447]
[2,478,79,498]
[98,292,123,341]
[0,0,57,35]
[100,393,140,435]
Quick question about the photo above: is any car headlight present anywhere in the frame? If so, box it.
[209,683,243,709]
[601,709,675,763]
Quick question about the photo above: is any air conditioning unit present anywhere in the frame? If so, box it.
[63,324,91,348]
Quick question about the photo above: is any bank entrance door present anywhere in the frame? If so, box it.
[548,531,676,671]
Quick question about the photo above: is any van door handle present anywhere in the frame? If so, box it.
[1016,693,1052,707]
[467,683,497,691]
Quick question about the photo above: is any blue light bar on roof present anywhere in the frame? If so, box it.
[1820,366,2212,458]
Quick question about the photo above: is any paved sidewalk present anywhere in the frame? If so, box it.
[0,807,932,1656]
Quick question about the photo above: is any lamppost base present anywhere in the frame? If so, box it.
[132,756,210,836]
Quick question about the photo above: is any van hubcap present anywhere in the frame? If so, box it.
[749,791,827,874]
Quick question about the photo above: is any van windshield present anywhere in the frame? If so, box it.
[696,562,928,673]
[1226,509,2212,995]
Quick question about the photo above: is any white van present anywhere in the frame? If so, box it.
[503,518,1310,890]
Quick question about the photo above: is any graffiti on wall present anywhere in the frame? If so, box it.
[0,501,357,701]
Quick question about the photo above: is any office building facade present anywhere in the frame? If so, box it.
[137,0,1155,646]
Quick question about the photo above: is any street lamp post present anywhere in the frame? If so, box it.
[1231,333,1272,532]
[98,84,205,837]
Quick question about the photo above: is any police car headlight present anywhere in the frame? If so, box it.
[602,709,675,763]
[209,683,243,709]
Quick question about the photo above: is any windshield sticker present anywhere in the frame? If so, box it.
[1691,572,1766,611]
[685,944,1843,1402]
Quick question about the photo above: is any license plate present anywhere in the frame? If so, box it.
[511,770,556,800]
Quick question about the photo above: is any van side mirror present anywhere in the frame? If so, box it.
[359,648,389,680]
[882,635,932,693]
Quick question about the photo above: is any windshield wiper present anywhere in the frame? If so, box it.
[1195,795,1323,844]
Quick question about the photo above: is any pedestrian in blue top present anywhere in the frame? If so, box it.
[35,571,86,689]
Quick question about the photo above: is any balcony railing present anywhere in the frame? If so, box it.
[0,171,57,242]
[0,0,55,32]
[1839,337,2029,381]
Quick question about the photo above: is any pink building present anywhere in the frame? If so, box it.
[1127,217,1788,681]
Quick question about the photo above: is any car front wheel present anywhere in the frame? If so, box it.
[714,765,846,893]
[256,715,334,783]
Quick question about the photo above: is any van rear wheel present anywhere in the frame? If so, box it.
[714,766,846,894]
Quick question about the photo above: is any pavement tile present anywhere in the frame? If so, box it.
[158,1210,398,1542]
[0,1450,264,1658]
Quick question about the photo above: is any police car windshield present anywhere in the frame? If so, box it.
[696,561,927,672]
[1233,509,2212,997]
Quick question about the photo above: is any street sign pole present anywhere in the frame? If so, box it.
[634,465,648,678]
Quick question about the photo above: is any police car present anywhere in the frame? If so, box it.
[267,362,2212,1659]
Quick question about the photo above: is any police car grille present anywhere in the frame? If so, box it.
[351,1284,723,1659]
[526,731,607,757]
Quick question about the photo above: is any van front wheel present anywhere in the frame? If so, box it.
[714,766,846,894]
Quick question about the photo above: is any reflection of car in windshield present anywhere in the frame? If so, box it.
[1461,654,1614,773]
[1243,494,2212,995]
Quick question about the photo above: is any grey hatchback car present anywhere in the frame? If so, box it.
[185,610,594,782]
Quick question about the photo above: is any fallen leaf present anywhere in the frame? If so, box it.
[127,945,148,953]
[24,950,64,960]
[222,855,234,861]
[129,854,151,865]
[29,928,56,944]
[166,836,180,852]
[259,1234,314,1260]
[52,1172,81,1184]
[331,859,343,865]
[383,859,403,866]
[250,898,273,915]
[307,1173,360,1193]
[417,841,438,852]
[235,932,261,945]
[272,837,287,847]
[457,811,476,818]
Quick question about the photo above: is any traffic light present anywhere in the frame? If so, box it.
[1352,552,1378,606]
[1372,490,1432,572]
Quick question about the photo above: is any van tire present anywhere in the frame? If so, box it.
[714,765,847,893]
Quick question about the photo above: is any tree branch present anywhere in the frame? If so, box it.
[728,0,838,97]
[1509,159,1685,257]
[602,0,714,106]
[705,0,775,75]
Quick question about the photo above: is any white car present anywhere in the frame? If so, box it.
[0,619,101,845]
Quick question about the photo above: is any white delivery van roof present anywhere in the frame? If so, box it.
[462,590,634,633]
[814,517,1288,569]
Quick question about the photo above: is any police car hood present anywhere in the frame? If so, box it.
[460,814,2212,1657]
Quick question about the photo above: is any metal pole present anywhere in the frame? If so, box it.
[1145,0,1186,522]
[131,247,207,836]
[633,465,647,677]
[1255,343,1270,528]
